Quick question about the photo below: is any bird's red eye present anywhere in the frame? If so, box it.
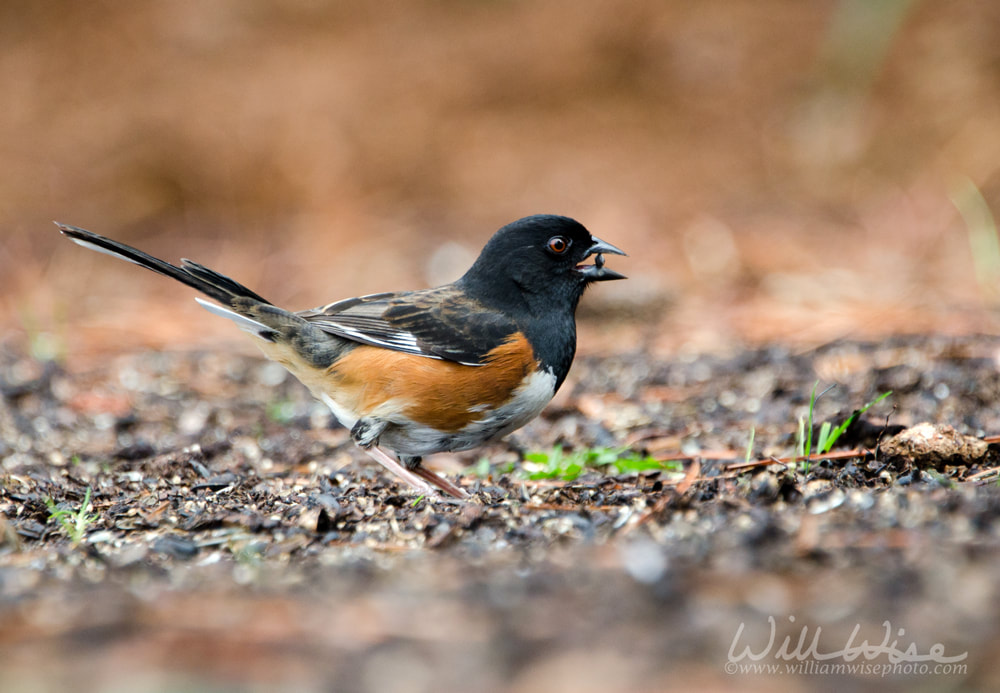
[547,236,570,254]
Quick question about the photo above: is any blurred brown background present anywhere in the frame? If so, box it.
[4,0,1000,360]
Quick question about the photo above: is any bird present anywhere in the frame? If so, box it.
[57,215,626,499]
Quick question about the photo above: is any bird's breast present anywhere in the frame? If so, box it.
[324,332,539,430]
[380,365,557,456]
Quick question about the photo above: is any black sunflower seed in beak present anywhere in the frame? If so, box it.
[578,236,626,282]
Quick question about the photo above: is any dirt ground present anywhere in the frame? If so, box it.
[4,2,1000,692]
[4,334,1000,692]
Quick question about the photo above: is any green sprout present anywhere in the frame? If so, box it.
[795,381,828,466]
[521,445,679,482]
[818,390,892,454]
[795,386,892,471]
[45,487,99,545]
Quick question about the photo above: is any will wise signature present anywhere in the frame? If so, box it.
[728,616,968,664]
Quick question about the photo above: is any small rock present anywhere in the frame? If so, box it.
[879,423,987,470]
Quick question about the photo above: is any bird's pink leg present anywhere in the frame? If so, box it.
[409,464,468,499]
[362,446,439,496]
[360,446,468,499]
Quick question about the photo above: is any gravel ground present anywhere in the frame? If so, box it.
[2,334,1000,692]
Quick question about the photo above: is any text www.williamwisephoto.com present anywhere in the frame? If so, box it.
[725,616,968,678]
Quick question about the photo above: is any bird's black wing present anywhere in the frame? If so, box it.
[297,286,520,366]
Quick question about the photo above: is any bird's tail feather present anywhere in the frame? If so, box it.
[58,222,354,369]
[55,223,272,307]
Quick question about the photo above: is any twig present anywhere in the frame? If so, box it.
[965,466,1000,484]
[724,456,787,473]
[725,448,872,472]
[654,450,740,463]
[523,503,622,512]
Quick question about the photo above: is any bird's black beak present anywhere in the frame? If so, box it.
[577,236,627,281]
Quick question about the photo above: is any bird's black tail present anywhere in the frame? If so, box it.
[56,223,271,307]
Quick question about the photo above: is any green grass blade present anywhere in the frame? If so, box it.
[820,390,893,453]
[744,426,755,463]
[816,422,832,455]
[804,380,819,459]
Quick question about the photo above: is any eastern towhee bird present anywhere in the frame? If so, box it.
[57,215,625,498]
